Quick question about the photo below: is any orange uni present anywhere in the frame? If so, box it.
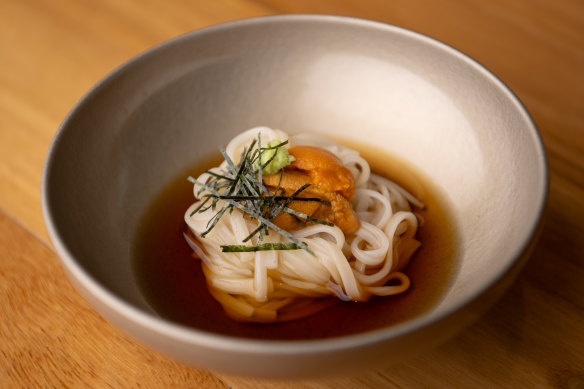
[262,145,360,234]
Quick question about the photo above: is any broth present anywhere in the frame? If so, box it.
[133,146,458,340]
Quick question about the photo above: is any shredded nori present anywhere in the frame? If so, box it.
[188,133,333,254]
[221,243,306,252]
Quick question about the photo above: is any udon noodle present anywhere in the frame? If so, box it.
[184,127,424,322]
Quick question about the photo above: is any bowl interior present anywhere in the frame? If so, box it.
[44,16,546,338]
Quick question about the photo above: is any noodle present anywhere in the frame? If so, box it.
[184,127,424,322]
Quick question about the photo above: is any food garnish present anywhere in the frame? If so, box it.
[188,134,333,254]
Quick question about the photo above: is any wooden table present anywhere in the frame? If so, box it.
[1,0,583,387]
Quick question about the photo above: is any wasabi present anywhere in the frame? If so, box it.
[259,139,295,175]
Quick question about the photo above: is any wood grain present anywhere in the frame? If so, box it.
[1,0,583,387]
[0,211,226,388]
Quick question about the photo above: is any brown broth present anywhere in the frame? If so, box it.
[133,147,458,340]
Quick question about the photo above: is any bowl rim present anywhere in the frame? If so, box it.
[41,13,549,355]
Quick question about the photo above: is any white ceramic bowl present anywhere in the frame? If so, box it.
[41,15,547,378]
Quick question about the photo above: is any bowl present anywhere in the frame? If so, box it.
[41,15,547,378]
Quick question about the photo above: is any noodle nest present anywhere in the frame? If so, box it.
[185,127,423,322]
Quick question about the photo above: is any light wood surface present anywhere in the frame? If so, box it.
[1,0,583,387]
